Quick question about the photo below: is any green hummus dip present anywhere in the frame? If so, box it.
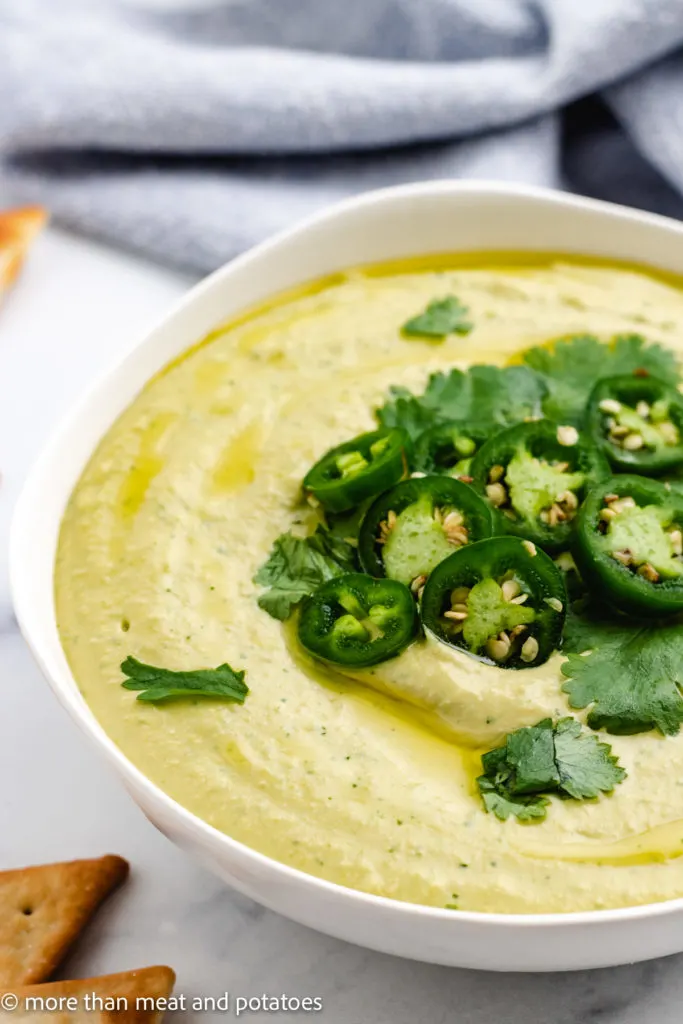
[55,254,683,913]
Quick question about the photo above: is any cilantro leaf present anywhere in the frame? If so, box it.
[423,365,546,429]
[379,334,677,439]
[488,717,558,795]
[254,526,356,621]
[477,777,550,822]
[477,716,625,822]
[401,296,472,339]
[121,656,248,704]
[376,365,546,440]
[552,717,626,798]
[374,387,436,439]
[524,333,679,425]
[309,523,358,570]
[561,605,683,736]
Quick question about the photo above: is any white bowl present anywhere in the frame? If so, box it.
[12,182,683,972]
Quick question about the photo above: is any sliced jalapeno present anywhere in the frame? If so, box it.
[586,374,683,476]
[358,475,494,588]
[470,420,609,554]
[574,475,683,617]
[420,537,566,669]
[297,573,418,667]
[414,421,489,479]
[303,428,411,513]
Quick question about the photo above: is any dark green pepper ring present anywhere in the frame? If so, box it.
[574,474,683,617]
[303,427,412,513]
[413,421,490,479]
[297,573,419,668]
[470,419,609,554]
[586,374,683,476]
[358,475,494,587]
[420,537,566,669]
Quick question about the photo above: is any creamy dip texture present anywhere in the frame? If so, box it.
[56,254,683,914]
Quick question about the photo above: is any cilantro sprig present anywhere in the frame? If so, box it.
[121,657,249,704]
[376,364,547,441]
[478,778,550,823]
[401,296,473,340]
[523,333,678,425]
[478,717,626,822]
[254,525,356,621]
[561,604,683,736]
[376,333,677,442]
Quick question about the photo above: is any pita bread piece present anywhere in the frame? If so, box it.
[0,855,129,986]
[0,965,176,1024]
[0,206,47,297]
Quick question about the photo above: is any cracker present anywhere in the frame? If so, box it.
[0,206,47,297]
[0,856,129,986]
[0,965,176,1024]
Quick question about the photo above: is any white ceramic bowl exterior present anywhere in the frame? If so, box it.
[12,182,683,972]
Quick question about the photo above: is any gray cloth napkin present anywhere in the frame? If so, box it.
[3,0,683,272]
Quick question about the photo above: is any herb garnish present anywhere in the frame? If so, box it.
[401,296,473,339]
[257,329,682,775]
[121,656,249,704]
[376,333,677,442]
[523,333,678,425]
[561,604,683,736]
[478,778,550,823]
[254,526,356,621]
[376,365,546,441]
[478,717,626,822]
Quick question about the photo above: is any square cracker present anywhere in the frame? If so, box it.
[0,206,46,297]
[0,965,176,1024]
[0,856,129,986]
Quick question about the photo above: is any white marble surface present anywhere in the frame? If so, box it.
[2,222,683,1022]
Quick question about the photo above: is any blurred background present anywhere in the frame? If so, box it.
[4,0,683,272]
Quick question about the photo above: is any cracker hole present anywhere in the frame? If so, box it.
[121,619,130,632]
[22,907,33,916]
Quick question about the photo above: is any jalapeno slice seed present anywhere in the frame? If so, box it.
[470,420,609,554]
[358,475,494,588]
[420,537,566,668]
[297,573,418,667]
[574,475,683,617]
[414,421,489,480]
[303,428,411,513]
[586,374,683,476]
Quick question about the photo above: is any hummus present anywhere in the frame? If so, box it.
[55,254,683,914]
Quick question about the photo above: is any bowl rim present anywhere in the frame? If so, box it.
[12,178,683,932]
